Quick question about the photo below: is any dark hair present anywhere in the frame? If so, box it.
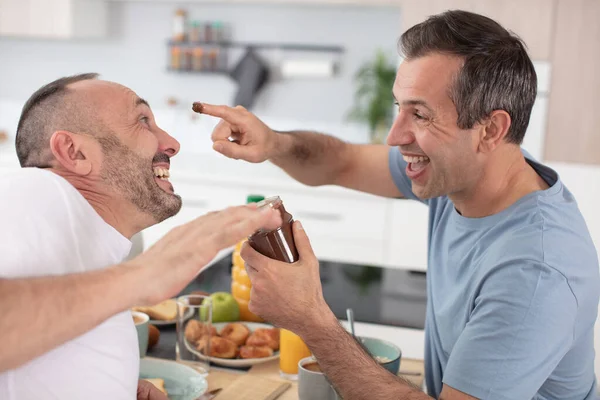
[399,10,537,144]
[15,73,99,167]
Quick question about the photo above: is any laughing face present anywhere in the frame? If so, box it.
[387,53,483,200]
[74,80,183,225]
[97,133,182,224]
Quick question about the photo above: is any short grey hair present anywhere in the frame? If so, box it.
[399,10,537,144]
[16,73,100,167]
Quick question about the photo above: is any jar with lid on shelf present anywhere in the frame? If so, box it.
[172,9,187,42]
[182,48,193,71]
[170,46,182,70]
[203,22,213,43]
[192,47,203,71]
[189,21,201,43]
[208,48,219,71]
[212,21,225,42]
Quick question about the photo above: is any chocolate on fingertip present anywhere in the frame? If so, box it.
[192,102,204,113]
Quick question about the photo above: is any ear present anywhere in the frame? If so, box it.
[478,110,511,153]
[49,131,93,176]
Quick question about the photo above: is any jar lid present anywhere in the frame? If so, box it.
[255,196,282,210]
[246,194,265,204]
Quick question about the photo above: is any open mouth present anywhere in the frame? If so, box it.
[153,166,171,181]
[403,155,430,179]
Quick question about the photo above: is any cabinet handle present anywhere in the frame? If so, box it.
[295,211,342,221]
[183,199,209,208]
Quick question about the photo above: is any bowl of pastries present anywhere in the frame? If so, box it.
[184,320,280,367]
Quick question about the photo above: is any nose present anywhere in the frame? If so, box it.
[156,127,180,158]
[386,109,415,147]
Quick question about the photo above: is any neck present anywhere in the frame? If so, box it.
[49,169,148,239]
[450,147,549,218]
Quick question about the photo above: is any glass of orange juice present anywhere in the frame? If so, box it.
[279,329,312,380]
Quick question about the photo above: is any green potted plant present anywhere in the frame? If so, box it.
[348,50,397,144]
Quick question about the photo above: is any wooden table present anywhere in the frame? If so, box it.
[146,324,425,398]
[206,358,425,399]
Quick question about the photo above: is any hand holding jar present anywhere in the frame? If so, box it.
[241,197,331,379]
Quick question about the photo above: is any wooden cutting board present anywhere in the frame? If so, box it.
[214,374,291,400]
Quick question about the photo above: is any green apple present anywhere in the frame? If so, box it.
[209,292,240,322]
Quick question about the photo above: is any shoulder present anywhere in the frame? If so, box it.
[0,169,85,271]
[0,168,77,205]
[474,259,578,332]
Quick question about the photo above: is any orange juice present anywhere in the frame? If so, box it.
[279,329,311,379]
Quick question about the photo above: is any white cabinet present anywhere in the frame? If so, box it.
[384,199,428,271]
[0,0,29,36]
[140,176,395,267]
[0,0,107,38]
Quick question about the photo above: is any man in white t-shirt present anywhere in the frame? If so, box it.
[0,73,188,399]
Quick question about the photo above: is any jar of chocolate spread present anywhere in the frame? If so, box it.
[248,196,298,263]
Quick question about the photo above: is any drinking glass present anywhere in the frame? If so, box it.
[279,328,312,380]
[175,294,212,376]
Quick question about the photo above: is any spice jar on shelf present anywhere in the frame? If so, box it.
[172,9,187,42]
[192,47,203,71]
[183,48,193,71]
[203,22,214,43]
[170,46,182,70]
[212,21,224,42]
[189,21,201,43]
[208,48,219,71]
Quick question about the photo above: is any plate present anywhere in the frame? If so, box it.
[186,322,280,368]
[149,307,194,326]
[139,358,207,400]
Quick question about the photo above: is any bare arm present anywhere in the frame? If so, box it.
[197,103,403,198]
[0,266,138,372]
[302,310,476,400]
[271,131,403,197]
[0,204,282,373]
[243,221,476,400]
[303,309,425,400]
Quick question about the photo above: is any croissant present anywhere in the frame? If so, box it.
[246,329,279,350]
[239,345,274,359]
[196,336,238,359]
[220,323,251,346]
[254,328,280,347]
[184,320,216,343]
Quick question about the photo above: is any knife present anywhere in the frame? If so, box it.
[195,388,222,400]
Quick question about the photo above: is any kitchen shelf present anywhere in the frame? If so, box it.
[167,68,229,74]
[168,40,345,53]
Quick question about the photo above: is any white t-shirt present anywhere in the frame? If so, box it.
[0,168,138,400]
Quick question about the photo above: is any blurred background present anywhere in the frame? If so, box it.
[0,0,598,380]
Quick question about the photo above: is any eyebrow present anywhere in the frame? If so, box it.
[135,97,150,108]
[393,94,434,113]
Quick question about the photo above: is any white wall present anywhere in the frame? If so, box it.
[0,2,401,127]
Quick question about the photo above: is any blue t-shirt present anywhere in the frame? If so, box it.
[389,147,599,400]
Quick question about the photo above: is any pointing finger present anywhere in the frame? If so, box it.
[193,102,245,125]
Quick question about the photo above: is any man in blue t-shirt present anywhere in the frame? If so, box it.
[198,10,599,400]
